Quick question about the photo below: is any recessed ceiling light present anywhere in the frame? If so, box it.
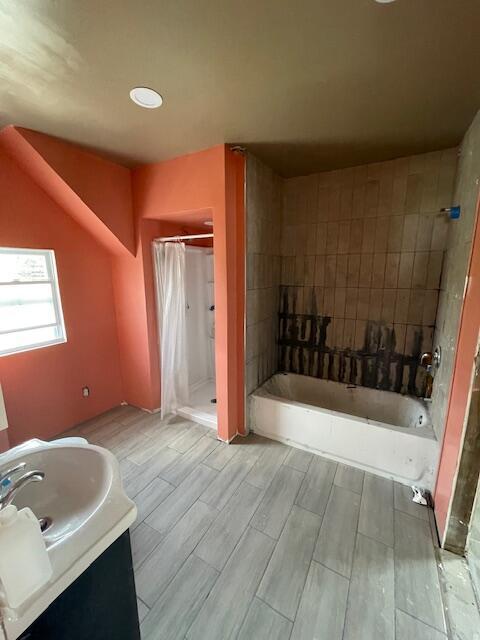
[375,0,396,3]
[129,87,163,109]
[204,220,213,227]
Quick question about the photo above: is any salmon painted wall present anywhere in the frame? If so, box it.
[133,145,246,440]
[0,150,123,445]
[0,127,245,444]
[0,126,134,257]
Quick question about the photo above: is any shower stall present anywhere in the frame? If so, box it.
[153,235,216,430]
[177,245,216,428]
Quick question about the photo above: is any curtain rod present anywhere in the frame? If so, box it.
[154,233,214,242]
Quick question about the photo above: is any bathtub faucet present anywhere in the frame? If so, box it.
[420,352,433,400]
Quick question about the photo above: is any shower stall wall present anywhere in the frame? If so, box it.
[177,246,216,428]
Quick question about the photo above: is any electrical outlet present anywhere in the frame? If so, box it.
[82,386,90,398]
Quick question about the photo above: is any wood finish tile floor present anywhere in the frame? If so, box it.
[66,405,480,640]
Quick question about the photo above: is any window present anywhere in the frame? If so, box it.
[0,248,66,356]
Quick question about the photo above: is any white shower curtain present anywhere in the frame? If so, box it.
[153,241,189,419]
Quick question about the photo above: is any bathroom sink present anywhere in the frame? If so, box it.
[8,444,113,547]
[0,438,136,639]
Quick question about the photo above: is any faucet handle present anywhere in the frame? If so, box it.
[420,352,433,367]
[0,470,45,510]
[0,462,27,485]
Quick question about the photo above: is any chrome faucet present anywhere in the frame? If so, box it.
[0,470,45,509]
[0,462,26,485]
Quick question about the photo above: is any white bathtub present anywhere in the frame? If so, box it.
[249,373,439,490]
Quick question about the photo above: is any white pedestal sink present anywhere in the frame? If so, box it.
[0,438,137,640]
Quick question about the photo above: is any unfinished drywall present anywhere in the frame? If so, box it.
[279,150,457,397]
[432,112,480,440]
[245,154,282,394]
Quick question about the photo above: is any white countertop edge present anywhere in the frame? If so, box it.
[3,506,137,640]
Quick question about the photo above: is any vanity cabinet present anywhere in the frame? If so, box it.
[18,531,140,640]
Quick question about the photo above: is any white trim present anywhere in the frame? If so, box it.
[0,248,67,357]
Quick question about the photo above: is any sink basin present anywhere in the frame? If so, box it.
[0,438,136,639]
[10,445,112,547]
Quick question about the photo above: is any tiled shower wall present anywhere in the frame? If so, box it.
[279,149,457,396]
[245,154,282,394]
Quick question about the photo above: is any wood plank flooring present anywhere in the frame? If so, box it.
[66,405,473,639]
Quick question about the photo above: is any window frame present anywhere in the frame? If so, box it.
[0,247,67,357]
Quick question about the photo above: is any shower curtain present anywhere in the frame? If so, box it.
[153,241,189,419]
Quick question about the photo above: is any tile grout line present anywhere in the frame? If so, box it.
[183,447,292,638]
[339,470,367,640]
[289,461,338,628]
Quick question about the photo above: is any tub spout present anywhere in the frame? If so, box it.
[420,352,433,400]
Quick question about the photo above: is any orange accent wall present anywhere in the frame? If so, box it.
[132,145,245,441]
[0,127,245,445]
[0,150,123,445]
[434,195,480,540]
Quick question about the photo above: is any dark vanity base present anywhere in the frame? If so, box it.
[20,530,140,640]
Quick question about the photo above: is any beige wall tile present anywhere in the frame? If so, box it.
[344,318,355,349]
[354,319,367,349]
[405,173,423,214]
[305,256,315,286]
[334,288,347,318]
[326,222,339,254]
[365,180,379,217]
[398,253,414,288]
[423,290,439,325]
[426,251,444,289]
[317,186,330,222]
[384,253,400,288]
[431,214,449,251]
[408,289,425,324]
[352,183,365,218]
[313,287,324,315]
[401,214,419,251]
[372,253,386,288]
[359,254,373,288]
[306,224,317,255]
[328,187,341,221]
[381,290,396,323]
[412,252,429,289]
[338,221,351,254]
[347,254,361,287]
[393,323,407,354]
[345,288,358,319]
[387,215,404,252]
[395,289,410,323]
[357,288,370,320]
[323,287,335,316]
[369,289,383,321]
[295,224,308,256]
[361,221,375,254]
[349,218,364,252]
[314,255,326,287]
[294,255,304,285]
[374,217,390,252]
[336,254,348,287]
[273,145,457,399]
[416,215,434,251]
[316,223,327,254]
[325,254,337,287]
[340,188,353,220]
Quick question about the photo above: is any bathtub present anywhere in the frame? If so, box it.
[249,373,439,490]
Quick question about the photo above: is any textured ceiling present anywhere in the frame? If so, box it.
[0,0,479,177]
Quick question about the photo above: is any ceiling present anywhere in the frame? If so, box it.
[0,0,479,177]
